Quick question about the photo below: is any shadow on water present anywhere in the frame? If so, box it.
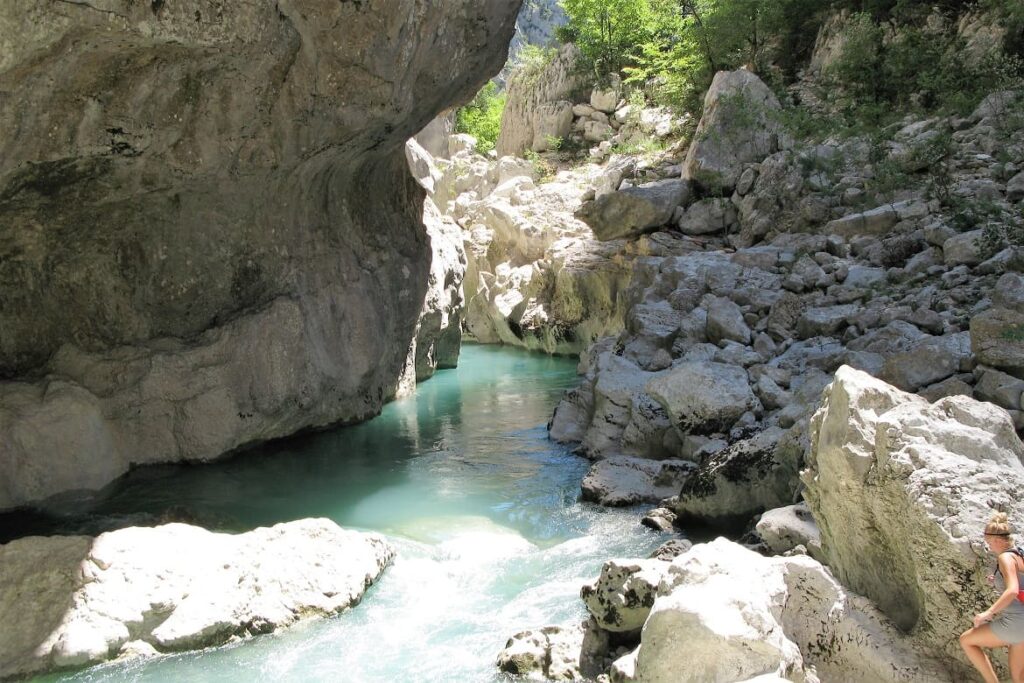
[0,344,583,544]
[10,345,681,683]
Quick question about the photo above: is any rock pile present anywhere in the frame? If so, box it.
[502,367,1024,681]
[548,72,1024,525]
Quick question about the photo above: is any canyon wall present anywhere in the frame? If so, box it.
[0,0,521,509]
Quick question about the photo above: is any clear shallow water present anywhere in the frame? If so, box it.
[30,344,668,683]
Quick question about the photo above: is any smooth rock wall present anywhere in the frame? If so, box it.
[0,0,521,509]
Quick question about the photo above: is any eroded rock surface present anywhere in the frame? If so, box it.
[803,365,1024,668]
[0,519,394,679]
[0,0,521,509]
[614,540,948,683]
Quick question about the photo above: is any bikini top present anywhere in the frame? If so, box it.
[995,548,1024,603]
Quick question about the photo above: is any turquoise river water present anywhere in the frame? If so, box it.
[21,345,668,683]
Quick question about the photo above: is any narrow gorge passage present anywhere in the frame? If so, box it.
[10,346,666,682]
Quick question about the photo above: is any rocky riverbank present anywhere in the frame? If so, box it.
[0,0,520,511]
[0,519,393,680]
[398,12,1024,680]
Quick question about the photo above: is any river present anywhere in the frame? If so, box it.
[22,345,667,682]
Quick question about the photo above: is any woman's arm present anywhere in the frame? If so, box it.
[980,553,1021,622]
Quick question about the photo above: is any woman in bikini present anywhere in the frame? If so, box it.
[961,512,1024,683]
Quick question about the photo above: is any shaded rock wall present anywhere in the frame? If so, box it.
[0,0,521,509]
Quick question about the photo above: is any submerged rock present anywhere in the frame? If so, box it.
[0,519,394,679]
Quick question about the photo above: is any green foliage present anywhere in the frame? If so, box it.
[555,0,1021,128]
[559,0,825,115]
[455,81,506,155]
[610,136,667,156]
[825,10,1024,118]
[558,0,660,77]
[524,149,558,183]
[1000,324,1024,343]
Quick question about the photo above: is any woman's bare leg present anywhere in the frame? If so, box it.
[960,625,1007,683]
[1010,642,1024,683]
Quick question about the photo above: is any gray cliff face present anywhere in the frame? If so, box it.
[0,0,521,509]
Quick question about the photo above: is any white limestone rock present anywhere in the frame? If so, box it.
[617,539,949,683]
[0,520,394,679]
[879,331,971,392]
[824,204,899,238]
[971,306,1024,374]
[591,77,622,114]
[582,559,670,633]
[580,353,668,457]
[677,198,737,236]
[673,427,804,523]
[532,101,575,152]
[756,503,823,559]
[684,70,783,192]
[398,197,467,394]
[576,180,690,241]
[706,296,752,345]
[497,619,609,681]
[497,45,586,157]
[646,362,757,435]
[943,229,986,267]
[802,365,1024,669]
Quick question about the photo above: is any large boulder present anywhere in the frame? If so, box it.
[614,539,948,683]
[0,519,394,679]
[576,180,690,242]
[971,307,1024,374]
[646,362,757,435]
[674,427,803,525]
[943,230,987,267]
[0,0,521,510]
[879,332,972,392]
[802,365,1024,670]
[497,44,587,156]
[575,352,669,457]
[684,70,783,192]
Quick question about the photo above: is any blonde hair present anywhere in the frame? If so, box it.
[986,512,1013,539]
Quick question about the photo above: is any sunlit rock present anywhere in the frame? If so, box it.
[0,519,393,679]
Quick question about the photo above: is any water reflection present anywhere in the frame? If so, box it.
[28,344,673,683]
[2,345,581,544]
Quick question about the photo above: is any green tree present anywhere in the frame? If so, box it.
[455,82,506,154]
[559,0,658,77]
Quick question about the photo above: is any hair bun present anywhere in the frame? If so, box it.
[991,512,1010,525]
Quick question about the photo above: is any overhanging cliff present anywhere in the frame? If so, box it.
[0,0,521,509]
